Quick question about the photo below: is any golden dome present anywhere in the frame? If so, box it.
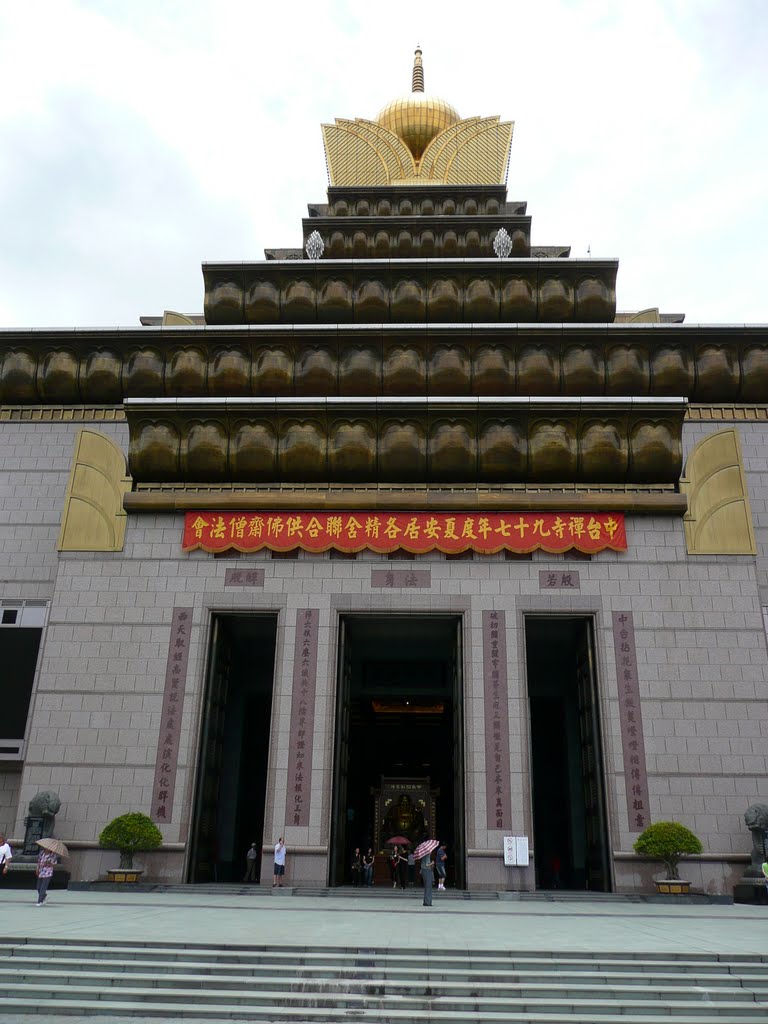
[376,47,460,161]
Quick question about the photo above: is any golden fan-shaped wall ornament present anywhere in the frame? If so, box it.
[57,429,132,552]
[322,48,513,186]
[680,428,756,555]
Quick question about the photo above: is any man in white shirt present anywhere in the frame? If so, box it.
[273,836,286,887]
[0,833,12,882]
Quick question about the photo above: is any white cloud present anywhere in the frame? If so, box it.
[0,0,766,325]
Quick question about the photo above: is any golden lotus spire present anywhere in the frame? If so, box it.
[412,45,424,93]
[321,47,514,185]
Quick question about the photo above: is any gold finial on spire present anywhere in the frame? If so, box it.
[412,45,424,93]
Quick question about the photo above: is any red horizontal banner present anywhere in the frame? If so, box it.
[183,511,626,555]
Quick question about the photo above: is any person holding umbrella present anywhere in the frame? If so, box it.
[385,836,407,888]
[34,838,68,906]
[413,838,439,907]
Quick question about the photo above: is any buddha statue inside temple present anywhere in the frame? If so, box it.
[383,793,427,845]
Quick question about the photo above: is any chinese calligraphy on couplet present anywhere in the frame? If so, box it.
[151,606,192,824]
[183,511,626,556]
[286,609,319,829]
[612,611,650,832]
[483,610,512,832]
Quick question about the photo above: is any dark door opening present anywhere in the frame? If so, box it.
[330,616,465,888]
[188,615,277,883]
[525,616,611,892]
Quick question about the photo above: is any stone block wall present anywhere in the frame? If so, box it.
[0,414,766,890]
[0,419,127,604]
[0,771,20,836]
[684,418,768,608]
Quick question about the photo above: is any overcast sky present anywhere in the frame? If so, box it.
[0,0,766,327]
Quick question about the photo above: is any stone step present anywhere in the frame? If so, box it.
[1,966,766,1002]
[291,886,502,900]
[3,957,766,988]
[2,938,766,1022]
[5,940,765,973]
[0,983,766,1019]
[0,996,765,1024]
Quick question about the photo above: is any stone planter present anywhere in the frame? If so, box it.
[106,868,143,884]
[654,879,690,895]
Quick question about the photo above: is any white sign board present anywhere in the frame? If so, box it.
[503,835,530,866]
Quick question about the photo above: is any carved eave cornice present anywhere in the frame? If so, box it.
[309,190,528,218]
[1,323,766,406]
[124,484,687,515]
[124,395,686,487]
[315,188,527,217]
[301,214,532,259]
[202,258,618,325]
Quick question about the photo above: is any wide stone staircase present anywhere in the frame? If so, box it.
[1,938,767,1022]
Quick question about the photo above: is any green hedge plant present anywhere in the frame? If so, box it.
[99,812,163,870]
[633,821,702,880]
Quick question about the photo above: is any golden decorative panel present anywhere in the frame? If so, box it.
[57,429,132,552]
[161,310,196,326]
[687,405,768,421]
[0,405,125,422]
[322,115,513,186]
[680,428,756,555]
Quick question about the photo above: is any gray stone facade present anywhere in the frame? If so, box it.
[2,414,766,892]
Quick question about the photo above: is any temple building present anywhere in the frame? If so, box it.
[1,50,766,892]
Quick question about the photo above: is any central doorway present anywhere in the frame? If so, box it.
[525,616,611,892]
[188,614,277,883]
[330,615,465,888]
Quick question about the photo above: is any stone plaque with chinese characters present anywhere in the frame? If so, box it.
[483,610,512,831]
[286,609,319,828]
[612,611,650,832]
[224,567,265,587]
[151,607,192,824]
[370,569,431,589]
[538,570,580,589]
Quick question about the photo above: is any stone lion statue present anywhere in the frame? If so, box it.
[28,791,62,838]
[744,803,768,875]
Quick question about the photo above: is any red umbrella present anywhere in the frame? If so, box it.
[385,836,409,846]
[413,838,439,860]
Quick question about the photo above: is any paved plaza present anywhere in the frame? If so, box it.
[1,886,767,1022]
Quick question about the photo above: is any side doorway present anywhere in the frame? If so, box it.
[188,614,278,883]
[525,616,611,891]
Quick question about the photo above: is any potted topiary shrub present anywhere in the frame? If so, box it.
[99,812,162,883]
[633,820,703,894]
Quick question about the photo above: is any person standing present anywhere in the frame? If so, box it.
[35,847,57,906]
[407,847,415,886]
[389,845,399,888]
[273,836,286,887]
[421,851,435,907]
[0,833,12,883]
[363,848,374,887]
[243,842,258,883]
[350,847,362,887]
[397,846,408,889]
[435,842,447,890]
